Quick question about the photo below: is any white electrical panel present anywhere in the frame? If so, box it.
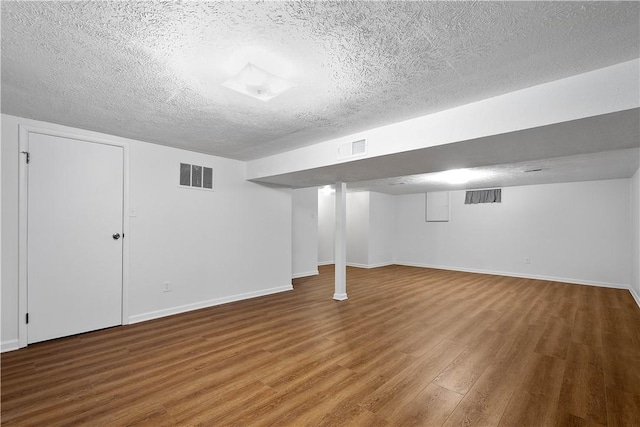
[426,191,450,222]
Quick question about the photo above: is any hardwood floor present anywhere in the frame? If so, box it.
[2,265,639,426]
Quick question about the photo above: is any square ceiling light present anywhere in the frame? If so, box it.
[222,63,296,101]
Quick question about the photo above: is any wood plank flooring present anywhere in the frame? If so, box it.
[2,265,639,426]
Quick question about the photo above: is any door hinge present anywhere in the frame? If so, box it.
[21,151,30,164]
[26,313,29,324]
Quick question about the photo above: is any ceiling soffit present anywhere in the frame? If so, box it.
[252,109,640,190]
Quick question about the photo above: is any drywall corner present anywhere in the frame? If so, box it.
[630,167,640,307]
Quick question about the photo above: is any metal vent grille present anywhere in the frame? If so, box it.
[351,139,366,155]
[180,163,214,190]
[338,138,367,159]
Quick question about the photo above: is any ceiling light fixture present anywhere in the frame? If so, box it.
[319,185,335,195]
[437,169,477,184]
[221,62,296,101]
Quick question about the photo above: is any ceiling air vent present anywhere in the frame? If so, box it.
[338,139,367,159]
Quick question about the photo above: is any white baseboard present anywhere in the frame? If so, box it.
[292,269,319,279]
[369,262,395,269]
[346,262,368,268]
[346,262,394,269]
[318,261,395,269]
[129,285,293,324]
[1,339,20,353]
[394,261,630,289]
[630,287,640,309]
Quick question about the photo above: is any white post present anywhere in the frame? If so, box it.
[334,182,348,300]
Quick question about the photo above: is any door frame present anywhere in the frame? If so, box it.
[18,124,130,348]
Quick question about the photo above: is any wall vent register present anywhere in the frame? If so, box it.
[465,189,501,204]
[180,163,213,190]
[338,139,367,159]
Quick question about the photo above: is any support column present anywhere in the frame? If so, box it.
[334,181,348,301]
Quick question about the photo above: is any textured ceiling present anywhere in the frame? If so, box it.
[348,148,640,195]
[2,1,639,161]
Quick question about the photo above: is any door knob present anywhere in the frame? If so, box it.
[112,233,121,240]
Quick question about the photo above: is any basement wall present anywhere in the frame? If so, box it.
[368,191,396,268]
[317,189,335,265]
[1,114,292,351]
[394,179,632,288]
[318,190,395,268]
[292,187,318,278]
[346,191,370,267]
[630,168,640,305]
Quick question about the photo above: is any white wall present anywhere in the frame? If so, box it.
[317,189,335,265]
[394,180,631,288]
[292,187,318,278]
[346,192,370,267]
[368,192,396,267]
[318,190,370,266]
[318,190,395,268]
[0,112,2,353]
[1,114,292,350]
[2,117,20,349]
[630,168,640,305]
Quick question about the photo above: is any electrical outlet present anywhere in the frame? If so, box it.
[525,257,531,264]
[163,281,171,292]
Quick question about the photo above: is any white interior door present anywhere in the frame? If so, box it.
[27,133,123,344]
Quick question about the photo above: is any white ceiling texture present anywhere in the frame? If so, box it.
[2,1,639,193]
